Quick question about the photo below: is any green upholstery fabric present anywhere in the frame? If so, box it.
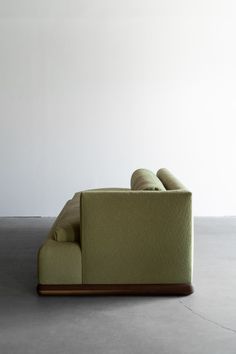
[51,195,80,243]
[157,168,186,190]
[131,168,166,191]
[37,189,129,285]
[38,194,82,284]
[80,190,192,285]
[54,224,78,242]
[38,174,193,287]
[38,239,82,284]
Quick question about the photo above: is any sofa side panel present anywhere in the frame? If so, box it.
[81,190,192,285]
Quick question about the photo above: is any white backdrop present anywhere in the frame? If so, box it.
[1,0,236,216]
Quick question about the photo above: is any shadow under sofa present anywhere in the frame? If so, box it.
[37,168,193,296]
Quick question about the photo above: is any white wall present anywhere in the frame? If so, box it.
[1,0,236,216]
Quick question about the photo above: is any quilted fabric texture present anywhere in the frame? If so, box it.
[131,168,166,191]
[80,189,192,285]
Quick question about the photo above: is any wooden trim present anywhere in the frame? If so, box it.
[37,283,193,296]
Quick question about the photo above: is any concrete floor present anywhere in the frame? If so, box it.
[0,217,236,354]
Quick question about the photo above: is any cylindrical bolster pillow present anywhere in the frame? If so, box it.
[157,168,186,190]
[54,222,80,242]
[131,168,166,191]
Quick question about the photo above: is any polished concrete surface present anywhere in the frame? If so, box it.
[0,217,236,354]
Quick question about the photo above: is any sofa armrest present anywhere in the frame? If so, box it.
[80,190,193,285]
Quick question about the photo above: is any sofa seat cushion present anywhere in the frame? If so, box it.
[38,239,82,284]
[131,168,166,191]
[51,194,81,243]
[54,221,80,242]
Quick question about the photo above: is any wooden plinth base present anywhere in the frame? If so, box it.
[37,283,193,296]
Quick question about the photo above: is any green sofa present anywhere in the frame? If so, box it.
[37,168,193,295]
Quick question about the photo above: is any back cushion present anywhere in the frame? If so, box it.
[157,168,186,190]
[131,168,166,191]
